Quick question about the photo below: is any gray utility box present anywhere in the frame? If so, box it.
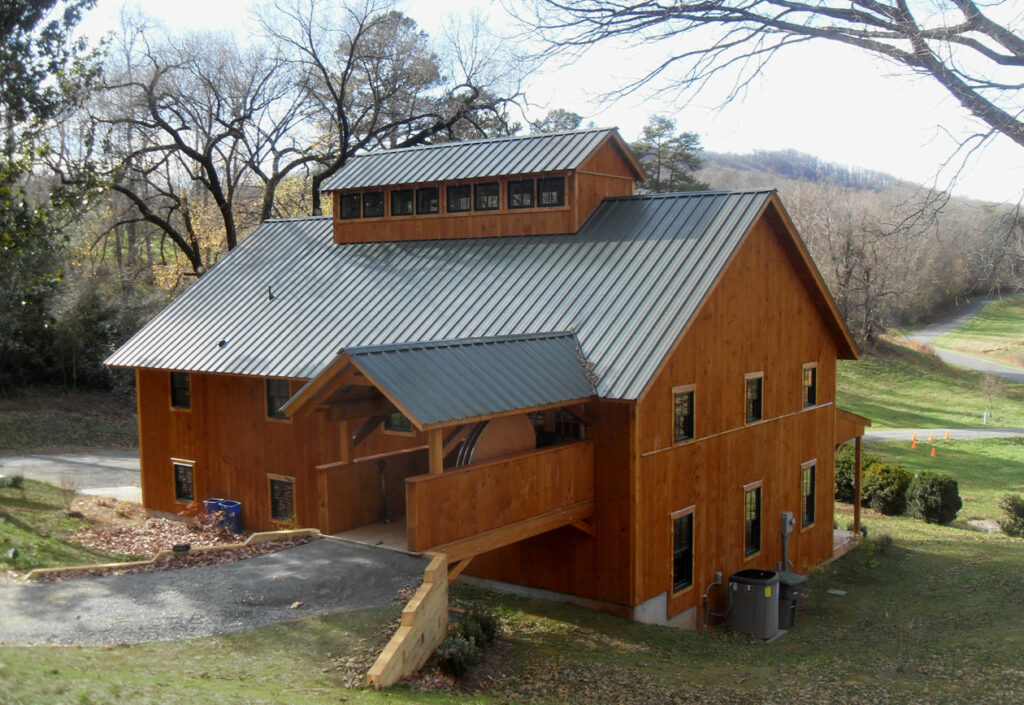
[728,569,780,640]
[777,571,808,630]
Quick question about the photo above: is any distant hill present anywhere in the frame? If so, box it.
[700,149,912,193]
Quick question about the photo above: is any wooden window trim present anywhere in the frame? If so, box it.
[743,480,763,561]
[672,384,696,445]
[265,379,292,423]
[670,505,696,596]
[169,371,191,412]
[267,473,296,524]
[800,460,817,530]
[744,371,764,425]
[171,458,196,504]
[802,362,818,408]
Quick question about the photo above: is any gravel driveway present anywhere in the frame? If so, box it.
[0,539,427,645]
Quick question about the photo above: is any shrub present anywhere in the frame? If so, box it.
[435,634,480,678]
[862,463,913,515]
[906,472,962,524]
[998,494,1024,538]
[0,474,24,489]
[834,445,881,503]
[455,607,498,646]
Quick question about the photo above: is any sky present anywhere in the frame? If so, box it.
[76,0,1022,204]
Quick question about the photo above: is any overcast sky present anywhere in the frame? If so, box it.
[77,0,1022,204]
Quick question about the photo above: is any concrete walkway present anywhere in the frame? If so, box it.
[0,538,427,645]
[0,451,141,503]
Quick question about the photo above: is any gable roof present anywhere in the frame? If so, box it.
[106,189,854,400]
[333,333,595,427]
[318,128,643,191]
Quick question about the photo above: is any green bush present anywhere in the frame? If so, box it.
[906,472,962,525]
[0,474,24,489]
[435,634,481,678]
[862,463,913,515]
[998,494,1024,537]
[455,607,498,646]
[834,444,881,503]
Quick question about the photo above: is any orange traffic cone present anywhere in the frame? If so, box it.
[928,432,934,441]
[930,447,936,457]
[912,440,917,449]
[944,431,950,440]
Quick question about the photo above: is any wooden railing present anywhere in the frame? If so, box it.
[405,441,594,552]
[316,448,428,534]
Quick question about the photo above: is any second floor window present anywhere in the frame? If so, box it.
[447,184,471,212]
[363,191,384,218]
[538,176,565,207]
[474,182,500,211]
[673,387,694,442]
[340,193,361,219]
[803,363,817,407]
[170,372,191,409]
[745,373,763,423]
[266,378,290,420]
[508,179,535,209]
[384,411,413,433]
[416,187,439,214]
[391,189,414,216]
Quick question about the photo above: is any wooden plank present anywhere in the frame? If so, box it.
[447,557,473,584]
[428,428,443,475]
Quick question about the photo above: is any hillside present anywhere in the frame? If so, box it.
[702,149,911,192]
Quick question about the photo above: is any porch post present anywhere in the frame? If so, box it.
[429,428,443,475]
[338,420,351,464]
[853,435,862,535]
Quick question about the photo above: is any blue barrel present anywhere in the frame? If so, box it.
[203,498,225,516]
[218,499,242,534]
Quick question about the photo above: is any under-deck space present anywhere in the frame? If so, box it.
[333,519,410,552]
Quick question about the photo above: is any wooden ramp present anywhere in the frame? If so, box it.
[332,519,409,552]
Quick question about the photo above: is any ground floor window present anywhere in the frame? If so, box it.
[802,461,816,528]
[173,461,195,502]
[269,474,295,523]
[744,482,762,557]
[671,507,694,593]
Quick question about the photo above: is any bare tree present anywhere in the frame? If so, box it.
[522,1,1024,152]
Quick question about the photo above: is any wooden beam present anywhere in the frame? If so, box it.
[559,405,593,427]
[572,520,595,537]
[435,499,595,562]
[853,436,862,535]
[352,415,387,449]
[442,425,468,456]
[329,397,393,422]
[428,428,443,475]
[337,420,351,464]
[447,557,473,584]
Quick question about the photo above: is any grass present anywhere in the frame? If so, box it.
[1,509,1022,704]
[866,437,1024,521]
[836,339,1024,428]
[0,387,138,454]
[932,295,1024,368]
[0,479,135,574]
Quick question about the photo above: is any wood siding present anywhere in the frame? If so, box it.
[405,441,594,551]
[634,213,841,619]
[319,449,428,534]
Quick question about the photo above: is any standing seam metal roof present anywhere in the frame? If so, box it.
[319,128,619,191]
[345,333,594,426]
[105,190,776,400]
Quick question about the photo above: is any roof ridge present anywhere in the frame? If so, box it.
[262,215,332,223]
[345,331,577,356]
[351,128,615,158]
[605,188,776,202]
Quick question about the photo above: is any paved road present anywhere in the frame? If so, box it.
[0,451,141,503]
[863,427,1024,443]
[906,296,998,345]
[0,538,427,645]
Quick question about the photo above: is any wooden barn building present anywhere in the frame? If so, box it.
[107,128,869,627]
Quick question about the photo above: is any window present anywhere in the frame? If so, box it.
[416,187,439,214]
[474,182,500,211]
[384,411,413,433]
[447,184,471,213]
[802,462,816,528]
[554,409,584,440]
[671,508,694,593]
[170,372,191,409]
[673,386,695,442]
[269,474,295,523]
[744,483,762,557]
[802,363,817,407]
[363,191,384,218]
[745,373,763,423]
[173,462,195,502]
[266,378,290,420]
[538,176,565,207]
[340,193,361,219]
[390,189,414,216]
[508,179,535,209]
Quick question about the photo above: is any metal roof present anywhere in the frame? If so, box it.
[319,128,628,191]
[106,190,776,400]
[344,333,594,426]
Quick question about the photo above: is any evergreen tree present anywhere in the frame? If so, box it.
[630,115,708,193]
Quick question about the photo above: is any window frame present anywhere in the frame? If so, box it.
[802,362,818,408]
[416,186,440,215]
[537,176,566,207]
[171,459,196,503]
[339,192,362,220]
[390,188,414,217]
[382,411,415,435]
[743,480,763,559]
[672,384,695,444]
[170,371,191,410]
[801,460,817,529]
[446,184,471,213]
[507,179,535,209]
[744,371,763,424]
[362,191,385,218]
[473,182,500,211]
[670,506,696,594]
[266,378,291,421]
[268,473,296,524]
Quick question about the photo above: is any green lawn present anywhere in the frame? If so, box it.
[1,509,1022,704]
[0,388,138,454]
[836,340,1024,428]
[866,437,1024,521]
[932,295,1024,369]
[0,479,135,574]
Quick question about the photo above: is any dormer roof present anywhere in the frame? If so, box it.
[319,127,645,191]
